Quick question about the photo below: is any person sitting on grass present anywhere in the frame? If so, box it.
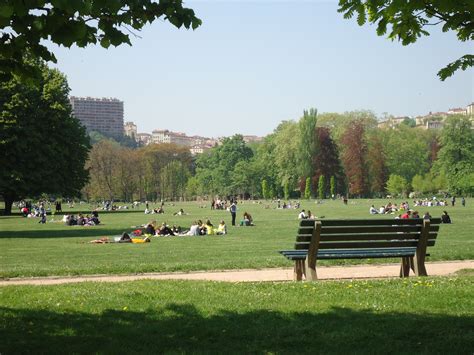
[298,209,308,219]
[216,220,227,235]
[205,219,215,235]
[369,205,378,214]
[307,210,315,219]
[157,223,174,236]
[441,211,452,224]
[144,221,156,236]
[240,212,254,226]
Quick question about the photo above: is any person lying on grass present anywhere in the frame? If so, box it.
[89,233,150,244]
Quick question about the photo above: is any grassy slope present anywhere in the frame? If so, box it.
[0,199,472,278]
[1,276,473,353]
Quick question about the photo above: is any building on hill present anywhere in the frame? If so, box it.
[447,107,467,115]
[377,116,409,129]
[243,135,263,143]
[124,121,137,139]
[467,103,474,116]
[136,133,152,146]
[70,96,124,138]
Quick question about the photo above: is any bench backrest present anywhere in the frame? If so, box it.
[296,218,441,251]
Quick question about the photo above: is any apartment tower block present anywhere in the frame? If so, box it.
[70,96,124,138]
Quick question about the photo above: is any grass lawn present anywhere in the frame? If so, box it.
[1,275,473,353]
[0,199,473,278]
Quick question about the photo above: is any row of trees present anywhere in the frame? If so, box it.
[1,61,472,214]
[85,140,193,202]
[83,109,473,202]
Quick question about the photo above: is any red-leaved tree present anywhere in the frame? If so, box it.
[340,121,369,197]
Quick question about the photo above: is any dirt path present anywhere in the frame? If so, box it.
[1,260,472,286]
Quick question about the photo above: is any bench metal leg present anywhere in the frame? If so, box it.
[400,257,411,277]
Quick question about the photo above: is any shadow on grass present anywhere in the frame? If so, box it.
[0,304,472,353]
[0,227,129,239]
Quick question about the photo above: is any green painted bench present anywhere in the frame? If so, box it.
[280,218,441,281]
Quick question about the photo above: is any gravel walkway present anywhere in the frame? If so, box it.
[1,260,472,286]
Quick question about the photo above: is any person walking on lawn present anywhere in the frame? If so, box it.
[230,202,237,226]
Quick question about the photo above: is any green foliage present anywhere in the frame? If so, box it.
[0,0,202,80]
[298,108,318,179]
[283,181,290,200]
[411,174,425,194]
[402,118,416,128]
[330,176,336,197]
[0,61,90,214]
[194,135,253,197]
[386,174,408,197]
[381,125,431,182]
[261,180,269,200]
[304,177,311,199]
[338,0,473,80]
[318,175,326,199]
[437,116,474,195]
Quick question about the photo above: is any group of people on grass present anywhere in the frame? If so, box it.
[142,219,228,237]
[63,211,100,226]
[369,205,452,223]
[297,209,317,220]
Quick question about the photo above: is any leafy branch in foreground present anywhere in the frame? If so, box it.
[338,0,474,80]
[0,0,201,80]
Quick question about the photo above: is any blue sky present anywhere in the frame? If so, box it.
[51,1,473,137]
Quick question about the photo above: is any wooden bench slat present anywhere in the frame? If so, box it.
[299,218,441,227]
[318,226,423,234]
[295,240,436,249]
[280,247,424,260]
[298,225,439,234]
[296,232,438,242]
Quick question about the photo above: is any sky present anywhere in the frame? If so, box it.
[50,1,474,138]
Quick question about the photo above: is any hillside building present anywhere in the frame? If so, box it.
[70,96,124,138]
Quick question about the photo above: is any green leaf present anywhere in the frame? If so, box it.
[0,4,14,18]
[100,37,110,48]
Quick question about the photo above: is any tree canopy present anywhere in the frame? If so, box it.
[0,60,90,214]
[0,0,201,80]
[338,0,474,80]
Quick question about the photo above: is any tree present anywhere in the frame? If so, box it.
[381,125,430,182]
[366,132,388,196]
[318,175,326,200]
[386,174,408,197]
[0,0,201,80]
[261,180,269,200]
[0,61,90,214]
[304,177,311,199]
[298,108,318,180]
[340,121,369,197]
[283,181,290,200]
[194,135,253,196]
[411,174,425,195]
[437,116,474,195]
[330,176,336,197]
[87,139,121,200]
[338,0,473,80]
[312,126,345,195]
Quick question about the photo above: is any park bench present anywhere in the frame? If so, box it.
[280,218,441,281]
